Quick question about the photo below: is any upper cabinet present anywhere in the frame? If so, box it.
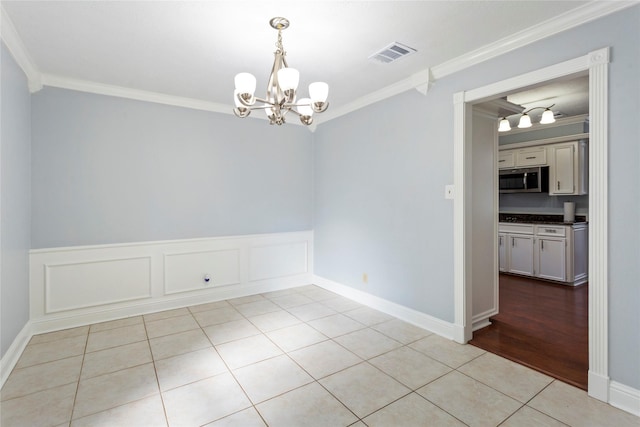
[498,151,515,169]
[515,146,547,167]
[548,141,588,195]
[498,139,588,196]
[498,146,547,169]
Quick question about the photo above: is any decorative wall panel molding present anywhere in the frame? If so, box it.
[249,241,308,281]
[164,249,241,295]
[29,231,313,333]
[45,256,152,313]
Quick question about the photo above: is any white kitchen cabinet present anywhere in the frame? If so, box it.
[548,140,588,195]
[499,147,547,169]
[499,223,535,276]
[537,237,566,281]
[515,146,547,167]
[498,150,515,169]
[509,235,535,276]
[498,233,508,272]
[499,222,588,286]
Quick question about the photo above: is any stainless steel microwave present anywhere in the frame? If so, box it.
[499,167,549,193]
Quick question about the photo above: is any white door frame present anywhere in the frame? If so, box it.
[452,47,610,402]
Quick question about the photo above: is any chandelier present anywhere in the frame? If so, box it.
[498,104,556,132]
[233,17,329,126]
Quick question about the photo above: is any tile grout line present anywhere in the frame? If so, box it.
[189,302,271,426]
[141,314,171,427]
[67,327,91,426]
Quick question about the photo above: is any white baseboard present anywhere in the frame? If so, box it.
[472,318,492,331]
[313,275,457,341]
[0,322,32,388]
[609,381,640,417]
[29,274,313,335]
[589,370,611,402]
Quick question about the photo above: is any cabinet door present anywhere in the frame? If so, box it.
[516,147,547,167]
[551,144,575,194]
[498,150,515,169]
[498,233,507,272]
[537,238,566,281]
[509,235,534,276]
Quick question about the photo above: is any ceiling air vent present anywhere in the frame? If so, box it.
[369,42,417,64]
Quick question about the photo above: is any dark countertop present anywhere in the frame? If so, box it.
[499,213,588,225]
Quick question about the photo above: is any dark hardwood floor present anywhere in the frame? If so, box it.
[469,274,588,390]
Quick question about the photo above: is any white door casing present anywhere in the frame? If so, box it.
[453,47,609,401]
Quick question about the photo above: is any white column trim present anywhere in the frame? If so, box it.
[453,92,471,343]
[587,47,610,402]
[453,47,610,401]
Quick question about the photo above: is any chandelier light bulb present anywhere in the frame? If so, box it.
[277,68,300,92]
[498,117,511,132]
[234,73,256,95]
[517,113,532,128]
[309,82,329,103]
[297,98,314,117]
[540,108,556,124]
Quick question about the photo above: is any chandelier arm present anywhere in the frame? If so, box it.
[522,103,556,114]
[312,102,329,113]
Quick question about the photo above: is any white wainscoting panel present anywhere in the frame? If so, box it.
[164,249,240,294]
[250,241,308,281]
[45,257,152,313]
[29,231,313,333]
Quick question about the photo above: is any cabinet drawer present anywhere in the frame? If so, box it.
[498,151,515,169]
[536,225,567,237]
[498,223,534,235]
[516,147,547,166]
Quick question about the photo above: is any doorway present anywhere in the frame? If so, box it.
[452,48,611,401]
[468,76,590,390]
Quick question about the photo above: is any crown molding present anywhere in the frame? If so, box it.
[2,1,635,123]
[40,74,230,114]
[430,1,635,80]
[0,4,42,92]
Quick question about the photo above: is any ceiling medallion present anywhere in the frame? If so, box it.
[233,17,329,126]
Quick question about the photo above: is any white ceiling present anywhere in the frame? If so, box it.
[1,1,617,122]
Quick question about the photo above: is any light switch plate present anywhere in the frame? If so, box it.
[445,185,455,199]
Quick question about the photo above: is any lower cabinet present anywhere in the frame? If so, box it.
[509,234,535,276]
[499,222,588,285]
[537,237,566,281]
[498,233,507,273]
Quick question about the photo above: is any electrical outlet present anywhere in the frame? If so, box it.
[362,273,368,284]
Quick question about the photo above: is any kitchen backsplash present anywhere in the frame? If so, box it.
[499,193,588,215]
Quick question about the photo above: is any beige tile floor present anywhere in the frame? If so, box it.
[1,285,638,427]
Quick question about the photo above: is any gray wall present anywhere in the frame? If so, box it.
[31,88,313,248]
[314,90,454,321]
[1,42,31,357]
[313,6,640,389]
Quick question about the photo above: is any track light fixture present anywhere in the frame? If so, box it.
[498,104,556,132]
